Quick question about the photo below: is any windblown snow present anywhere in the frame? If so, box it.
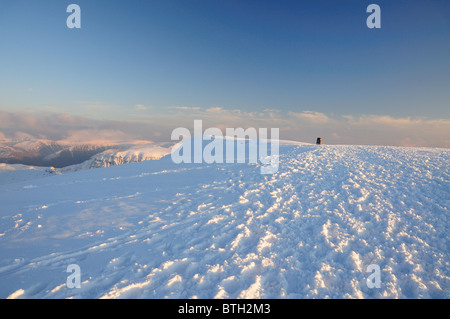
[0,142,448,299]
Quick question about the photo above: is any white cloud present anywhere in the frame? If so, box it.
[170,106,201,111]
[288,111,332,124]
[60,129,134,145]
[135,104,149,111]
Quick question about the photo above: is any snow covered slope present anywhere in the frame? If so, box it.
[0,164,61,185]
[60,144,171,172]
[0,142,448,299]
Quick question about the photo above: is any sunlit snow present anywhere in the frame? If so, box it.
[0,141,448,298]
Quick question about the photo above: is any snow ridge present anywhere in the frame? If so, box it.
[60,145,171,172]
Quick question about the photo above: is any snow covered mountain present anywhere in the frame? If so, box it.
[0,138,172,169]
[60,144,172,172]
[0,141,172,183]
[0,139,113,168]
[0,141,448,299]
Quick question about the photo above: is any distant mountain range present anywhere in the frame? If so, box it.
[0,138,172,169]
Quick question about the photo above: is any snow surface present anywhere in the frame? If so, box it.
[0,164,61,185]
[0,142,448,299]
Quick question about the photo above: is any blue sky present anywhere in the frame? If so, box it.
[0,0,449,146]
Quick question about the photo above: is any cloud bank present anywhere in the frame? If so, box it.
[0,109,449,148]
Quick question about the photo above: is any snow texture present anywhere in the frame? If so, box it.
[0,142,448,299]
